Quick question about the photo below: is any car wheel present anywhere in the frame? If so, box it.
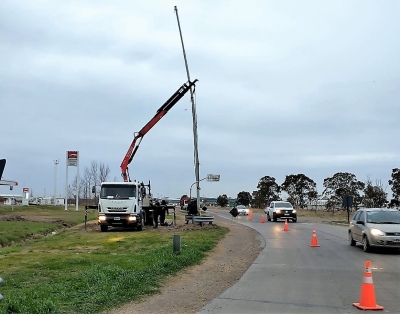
[267,214,271,221]
[272,214,277,222]
[362,236,371,252]
[292,218,297,223]
[348,232,356,246]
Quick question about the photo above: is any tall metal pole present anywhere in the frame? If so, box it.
[174,6,201,211]
[53,159,59,205]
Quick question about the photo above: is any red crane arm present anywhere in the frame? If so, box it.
[120,79,198,182]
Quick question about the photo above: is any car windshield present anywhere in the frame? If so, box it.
[237,205,246,209]
[366,210,400,224]
[274,202,293,208]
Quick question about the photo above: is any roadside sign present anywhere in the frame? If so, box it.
[207,174,220,182]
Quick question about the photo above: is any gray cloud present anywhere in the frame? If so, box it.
[1,0,399,201]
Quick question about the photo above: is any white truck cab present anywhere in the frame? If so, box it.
[97,181,144,232]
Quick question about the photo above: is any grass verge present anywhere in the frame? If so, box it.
[0,206,228,313]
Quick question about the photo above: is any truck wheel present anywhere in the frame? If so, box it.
[273,214,277,222]
[100,225,108,232]
[136,225,143,231]
[267,213,271,221]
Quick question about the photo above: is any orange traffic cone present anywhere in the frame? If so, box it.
[309,228,320,247]
[260,214,265,223]
[353,261,384,311]
[248,210,253,221]
[283,219,289,231]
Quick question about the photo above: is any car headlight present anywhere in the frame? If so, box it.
[292,209,296,213]
[370,228,385,236]
[276,209,281,213]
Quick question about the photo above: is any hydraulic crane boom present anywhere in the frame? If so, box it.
[120,79,198,182]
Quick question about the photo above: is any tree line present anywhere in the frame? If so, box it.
[216,169,400,210]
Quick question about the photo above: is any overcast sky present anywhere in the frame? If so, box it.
[1,0,399,201]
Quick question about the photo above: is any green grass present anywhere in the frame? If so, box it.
[0,205,228,313]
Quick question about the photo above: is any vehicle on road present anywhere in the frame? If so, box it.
[348,208,400,252]
[265,201,297,222]
[236,205,249,215]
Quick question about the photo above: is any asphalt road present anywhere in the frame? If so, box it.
[198,211,400,314]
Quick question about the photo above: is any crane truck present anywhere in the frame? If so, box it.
[97,79,198,232]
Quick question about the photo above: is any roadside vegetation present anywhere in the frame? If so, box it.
[216,170,400,211]
[0,205,228,314]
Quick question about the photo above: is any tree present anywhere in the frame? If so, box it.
[99,163,110,183]
[363,178,387,208]
[322,172,365,211]
[280,174,317,209]
[251,190,266,208]
[254,176,280,206]
[236,191,252,206]
[216,194,229,207]
[69,160,110,201]
[388,168,400,202]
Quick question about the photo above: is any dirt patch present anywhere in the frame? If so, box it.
[104,215,263,314]
[0,215,28,221]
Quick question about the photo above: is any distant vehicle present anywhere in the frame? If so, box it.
[265,201,297,222]
[236,205,249,216]
[348,208,400,252]
[182,200,189,210]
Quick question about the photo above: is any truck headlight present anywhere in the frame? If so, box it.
[98,215,106,221]
[276,209,281,214]
[370,228,384,236]
[293,209,296,213]
[128,216,137,222]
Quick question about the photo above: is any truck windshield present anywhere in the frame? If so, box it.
[100,185,136,199]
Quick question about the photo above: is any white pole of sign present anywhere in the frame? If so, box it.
[65,152,68,211]
[75,152,79,211]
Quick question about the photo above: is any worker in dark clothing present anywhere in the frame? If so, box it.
[160,200,167,226]
[229,206,239,218]
[186,199,199,224]
[153,200,161,228]
[188,199,198,214]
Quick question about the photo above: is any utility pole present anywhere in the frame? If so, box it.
[53,159,59,205]
[174,6,201,211]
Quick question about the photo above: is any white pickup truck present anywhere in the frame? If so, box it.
[265,201,297,222]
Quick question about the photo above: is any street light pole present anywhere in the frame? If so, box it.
[53,159,59,206]
[175,6,201,211]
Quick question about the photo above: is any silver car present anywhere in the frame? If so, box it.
[348,208,400,252]
[236,205,249,216]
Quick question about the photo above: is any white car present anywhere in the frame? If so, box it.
[236,205,249,215]
[265,201,297,222]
